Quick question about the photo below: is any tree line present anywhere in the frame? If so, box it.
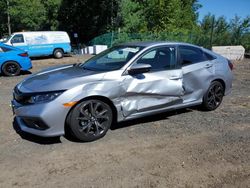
[0,0,249,50]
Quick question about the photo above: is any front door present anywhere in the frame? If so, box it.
[10,34,28,52]
[121,46,184,117]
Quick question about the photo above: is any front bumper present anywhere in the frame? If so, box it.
[11,99,68,137]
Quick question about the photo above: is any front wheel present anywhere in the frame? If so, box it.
[2,61,21,76]
[202,81,224,111]
[67,99,113,142]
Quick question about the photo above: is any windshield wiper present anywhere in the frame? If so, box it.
[82,66,98,71]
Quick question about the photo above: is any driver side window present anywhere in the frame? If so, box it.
[136,46,177,70]
[11,34,24,43]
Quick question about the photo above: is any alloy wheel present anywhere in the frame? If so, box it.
[204,82,224,110]
[74,100,112,139]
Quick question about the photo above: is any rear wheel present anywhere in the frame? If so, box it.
[53,49,63,59]
[2,61,21,76]
[67,99,113,142]
[202,81,224,111]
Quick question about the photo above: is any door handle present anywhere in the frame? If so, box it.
[205,64,213,68]
[169,76,181,80]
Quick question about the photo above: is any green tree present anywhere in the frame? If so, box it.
[213,16,230,46]
[197,14,250,49]
[230,15,250,45]
[144,0,182,32]
[58,0,119,42]
[9,0,47,31]
[199,14,231,46]
[118,0,147,33]
[118,0,200,33]
[41,0,62,30]
[242,32,250,51]
[0,0,8,37]
[179,0,201,31]
[0,0,62,35]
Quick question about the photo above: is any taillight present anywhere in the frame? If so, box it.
[18,52,28,57]
[227,59,233,70]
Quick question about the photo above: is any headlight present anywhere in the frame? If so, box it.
[28,91,64,104]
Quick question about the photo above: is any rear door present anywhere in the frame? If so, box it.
[179,45,215,103]
[121,46,184,117]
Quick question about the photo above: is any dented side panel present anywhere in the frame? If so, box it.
[120,69,184,117]
[181,60,215,103]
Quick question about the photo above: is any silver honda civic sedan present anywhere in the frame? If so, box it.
[11,42,233,142]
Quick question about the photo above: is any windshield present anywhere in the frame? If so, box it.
[80,45,144,71]
[2,35,13,43]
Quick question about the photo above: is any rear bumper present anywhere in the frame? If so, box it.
[20,57,32,71]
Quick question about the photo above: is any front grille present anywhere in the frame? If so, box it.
[13,86,31,104]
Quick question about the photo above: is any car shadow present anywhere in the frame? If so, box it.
[12,118,61,145]
[12,107,198,144]
[0,70,32,77]
[111,107,194,130]
[31,56,54,61]
[51,108,195,143]
[30,54,72,61]
[63,125,85,143]
[20,70,32,76]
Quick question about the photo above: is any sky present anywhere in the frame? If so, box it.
[198,0,250,21]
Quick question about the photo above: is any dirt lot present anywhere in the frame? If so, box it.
[0,56,249,188]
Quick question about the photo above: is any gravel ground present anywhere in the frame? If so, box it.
[0,56,249,188]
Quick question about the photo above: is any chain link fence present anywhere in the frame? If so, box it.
[88,32,250,52]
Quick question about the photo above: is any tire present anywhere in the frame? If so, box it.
[53,49,63,59]
[67,99,113,142]
[202,81,224,111]
[2,61,21,76]
[73,49,78,55]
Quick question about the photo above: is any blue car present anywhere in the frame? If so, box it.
[0,43,32,76]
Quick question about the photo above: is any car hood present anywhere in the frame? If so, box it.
[17,64,107,93]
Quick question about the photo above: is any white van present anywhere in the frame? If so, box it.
[3,31,71,58]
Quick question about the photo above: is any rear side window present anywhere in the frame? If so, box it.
[204,52,216,60]
[179,46,206,65]
[11,34,24,43]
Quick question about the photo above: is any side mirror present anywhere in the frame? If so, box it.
[128,63,151,75]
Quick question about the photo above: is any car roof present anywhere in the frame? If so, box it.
[119,41,201,48]
[117,41,221,58]
[13,31,67,35]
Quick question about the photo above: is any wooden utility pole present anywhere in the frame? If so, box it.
[110,0,114,47]
[209,15,215,49]
[7,0,11,35]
